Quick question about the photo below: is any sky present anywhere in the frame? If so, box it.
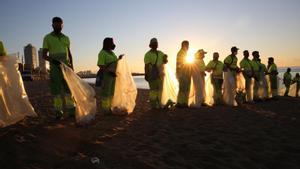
[1,0,300,73]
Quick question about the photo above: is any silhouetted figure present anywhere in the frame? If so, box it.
[251,51,261,101]
[292,73,300,97]
[144,38,168,109]
[223,46,239,106]
[42,17,75,119]
[267,57,279,98]
[283,68,292,96]
[206,52,225,104]
[176,41,191,108]
[191,49,207,107]
[97,37,123,113]
[224,46,239,76]
[239,50,253,102]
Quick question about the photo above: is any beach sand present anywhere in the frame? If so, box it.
[0,80,300,169]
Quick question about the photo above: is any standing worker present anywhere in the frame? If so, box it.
[97,38,124,113]
[223,46,239,106]
[191,49,207,107]
[251,51,262,101]
[144,38,168,109]
[176,41,191,108]
[283,68,292,96]
[224,46,239,77]
[292,73,300,97]
[239,50,253,102]
[43,17,75,119]
[206,52,225,104]
[267,57,279,98]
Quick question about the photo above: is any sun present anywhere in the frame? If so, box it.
[185,55,194,64]
[185,48,197,64]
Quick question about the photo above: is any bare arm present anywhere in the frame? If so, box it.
[68,48,74,70]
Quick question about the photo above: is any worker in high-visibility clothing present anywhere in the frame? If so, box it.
[224,46,239,77]
[283,68,292,96]
[239,50,254,102]
[223,46,239,105]
[43,17,75,119]
[206,52,225,104]
[144,38,168,109]
[176,41,191,108]
[97,37,124,113]
[0,41,7,58]
[267,57,279,98]
[192,49,207,107]
[292,73,300,97]
[251,51,262,101]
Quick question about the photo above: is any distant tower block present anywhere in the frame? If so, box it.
[24,44,38,70]
[38,48,47,73]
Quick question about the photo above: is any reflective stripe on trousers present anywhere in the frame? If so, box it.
[53,95,63,111]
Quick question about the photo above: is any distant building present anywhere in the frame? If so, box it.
[24,44,38,70]
[38,48,47,73]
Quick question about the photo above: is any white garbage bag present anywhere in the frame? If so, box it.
[111,57,137,115]
[161,64,179,106]
[223,71,238,106]
[60,63,96,124]
[289,83,298,97]
[189,66,206,108]
[236,72,246,92]
[258,74,269,99]
[279,83,297,97]
[223,72,246,105]
[0,55,36,128]
[204,73,215,106]
[265,75,272,98]
[161,65,214,107]
[236,73,246,104]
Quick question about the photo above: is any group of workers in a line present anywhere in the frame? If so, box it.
[143,39,300,109]
[283,68,300,97]
[1,17,300,120]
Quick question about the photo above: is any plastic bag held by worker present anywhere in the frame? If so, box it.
[189,66,206,108]
[223,71,238,106]
[204,73,215,106]
[279,83,297,97]
[161,64,179,106]
[258,73,268,99]
[0,55,36,128]
[60,63,96,124]
[111,56,137,115]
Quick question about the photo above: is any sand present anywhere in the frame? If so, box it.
[0,80,300,169]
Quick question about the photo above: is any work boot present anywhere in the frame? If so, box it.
[163,99,176,109]
[66,107,76,118]
[55,110,64,120]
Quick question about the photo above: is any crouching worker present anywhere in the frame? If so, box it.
[97,37,124,114]
[43,17,75,119]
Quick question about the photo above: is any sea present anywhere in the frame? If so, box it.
[83,67,300,90]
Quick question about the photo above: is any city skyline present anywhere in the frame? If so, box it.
[1,0,300,73]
